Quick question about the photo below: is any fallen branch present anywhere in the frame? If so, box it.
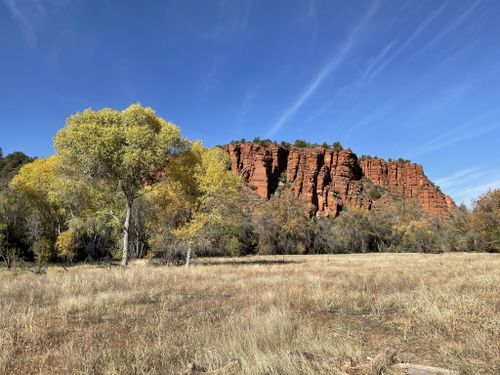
[292,350,458,375]
[390,363,459,375]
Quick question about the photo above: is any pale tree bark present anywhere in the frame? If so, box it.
[185,245,192,267]
[121,201,133,267]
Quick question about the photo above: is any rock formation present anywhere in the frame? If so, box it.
[225,143,455,220]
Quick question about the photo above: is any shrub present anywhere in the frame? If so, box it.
[293,139,310,148]
[470,189,500,252]
[332,141,343,152]
[369,186,384,200]
[256,190,313,258]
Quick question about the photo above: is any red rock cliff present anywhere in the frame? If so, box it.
[225,143,455,219]
[360,158,455,219]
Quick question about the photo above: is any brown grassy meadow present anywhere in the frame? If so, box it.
[0,253,498,375]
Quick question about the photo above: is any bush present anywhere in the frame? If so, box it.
[332,141,343,152]
[369,186,384,200]
[33,237,54,271]
[470,189,500,252]
[256,190,313,257]
[293,139,311,148]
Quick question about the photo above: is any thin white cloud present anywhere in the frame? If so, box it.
[408,120,500,157]
[266,1,379,137]
[362,39,398,80]
[433,166,500,206]
[205,0,252,42]
[434,167,484,190]
[453,178,500,207]
[306,0,319,57]
[2,0,72,44]
[363,1,449,82]
[415,0,482,57]
[234,89,256,130]
[312,2,450,135]
[196,56,224,106]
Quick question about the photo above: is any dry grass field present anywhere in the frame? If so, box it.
[0,253,499,375]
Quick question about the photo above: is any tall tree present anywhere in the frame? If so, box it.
[54,104,184,265]
[0,150,33,189]
[256,190,313,259]
[471,189,500,252]
[171,146,244,265]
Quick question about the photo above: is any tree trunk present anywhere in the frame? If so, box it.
[121,202,132,267]
[185,246,192,267]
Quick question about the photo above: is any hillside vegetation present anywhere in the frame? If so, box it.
[0,105,499,271]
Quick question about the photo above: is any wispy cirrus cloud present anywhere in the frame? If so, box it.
[452,178,500,206]
[308,1,451,132]
[362,1,448,82]
[2,0,73,44]
[362,39,398,80]
[434,167,485,190]
[234,89,257,131]
[434,167,500,206]
[407,110,500,157]
[204,0,252,43]
[266,1,380,137]
[415,0,483,57]
[196,56,224,107]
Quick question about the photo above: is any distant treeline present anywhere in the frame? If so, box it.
[227,138,418,163]
[227,138,345,151]
[1,106,498,270]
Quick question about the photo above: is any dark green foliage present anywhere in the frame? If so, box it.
[1,135,499,267]
[293,139,310,148]
[470,189,500,252]
[229,138,247,144]
[251,137,274,147]
[311,217,338,254]
[0,150,34,189]
[429,181,442,192]
[359,154,379,160]
[369,185,384,200]
[256,190,313,257]
[332,141,343,152]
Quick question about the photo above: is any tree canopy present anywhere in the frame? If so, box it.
[53,104,184,265]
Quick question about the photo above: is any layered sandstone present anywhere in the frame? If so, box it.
[225,143,455,219]
[360,158,455,219]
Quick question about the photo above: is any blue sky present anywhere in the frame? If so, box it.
[1,0,499,205]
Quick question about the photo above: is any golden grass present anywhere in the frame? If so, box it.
[0,253,498,374]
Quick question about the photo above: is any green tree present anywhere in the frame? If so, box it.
[257,190,313,259]
[0,150,33,189]
[0,188,30,261]
[54,104,184,266]
[470,189,500,252]
[332,141,343,152]
[390,200,443,252]
[445,204,474,252]
[293,139,310,148]
[330,208,374,253]
[0,226,19,269]
[11,156,66,245]
[173,146,244,264]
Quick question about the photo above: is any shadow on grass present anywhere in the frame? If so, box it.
[198,259,303,266]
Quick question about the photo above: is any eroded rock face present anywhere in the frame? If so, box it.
[360,158,455,219]
[224,143,454,219]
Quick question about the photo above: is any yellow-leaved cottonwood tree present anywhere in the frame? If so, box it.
[172,146,243,265]
[11,156,68,262]
[54,104,184,266]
